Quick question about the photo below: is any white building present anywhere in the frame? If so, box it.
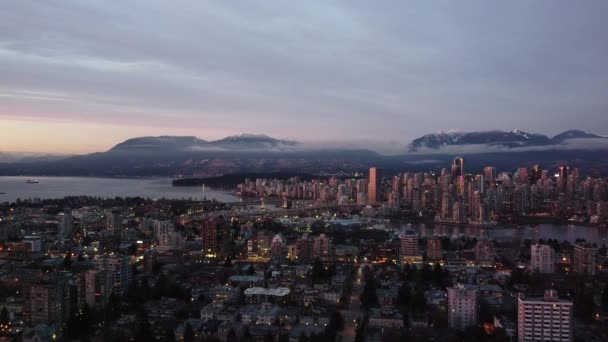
[447,283,478,331]
[517,289,573,342]
[530,244,554,274]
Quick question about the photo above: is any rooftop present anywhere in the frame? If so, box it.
[243,287,291,297]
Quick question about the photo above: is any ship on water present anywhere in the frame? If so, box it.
[25,179,40,184]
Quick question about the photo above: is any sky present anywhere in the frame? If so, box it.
[1,1,608,154]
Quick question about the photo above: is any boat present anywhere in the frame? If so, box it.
[26,179,40,184]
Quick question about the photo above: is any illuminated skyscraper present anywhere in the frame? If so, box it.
[202,218,220,256]
[452,157,465,178]
[368,167,383,204]
[558,165,569,193]
[483,166,496,181]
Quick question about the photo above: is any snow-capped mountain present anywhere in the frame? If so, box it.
[407,129,596,151]
[551,130,603,143]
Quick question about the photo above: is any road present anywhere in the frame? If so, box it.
[338,263,367,342]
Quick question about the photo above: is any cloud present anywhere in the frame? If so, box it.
[410,137,608,155]
[1,1,608,153]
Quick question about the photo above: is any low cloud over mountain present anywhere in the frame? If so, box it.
[408,129,608,154]
[2,130,608,177]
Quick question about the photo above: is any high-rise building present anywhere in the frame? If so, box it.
[400,230,421,263]
[441,192,452,220]
[296,234,312,264]
[201,218,221,256]
[558,165,569,193]
[30,276,70,326]
[270,234,286,263]
[483,166,496,181]
[573,243,597,275]
[447,283,478,331]
[517,289,573,342]
[452,157,465,178]
[368,167,383,204]
[388,191,400,209]
[426,237,443,261]
[57,209,73,238]
[530,244,554,274]
[474,238,495,267]
[157,230,185,253]
[452,199,465,223]
[106,208,122,234]
[83,270,112,308]
[155,220,185,253]
[93,255,132,296]
[313,233,332,259]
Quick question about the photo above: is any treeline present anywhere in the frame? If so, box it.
[172,172,364,188]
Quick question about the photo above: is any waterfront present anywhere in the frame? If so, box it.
[0,176,236,203]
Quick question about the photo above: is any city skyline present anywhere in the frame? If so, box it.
[2,1,608,153]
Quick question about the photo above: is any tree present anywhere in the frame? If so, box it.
[398,283,411,308]
[492,328,510,342]
[183,322,195,342]
[63,251,73,268]
[224,256,233,268]
[602,283,608,308]
[312,257,327,285]
[327,310,345,333]
[410,288,427,312]
[360,278,378,309]
[528,270,545,295]
[135,307,152,342]
[421,263,433,282]
[264,330,274,342]
[310,220,325,234]
[66,303,93,340]
[574,288,595,323]
[0,307,9,325]
[127,243,138,255]
[432,263,445,287]
[165,328,176,342]
[227,329,238,342]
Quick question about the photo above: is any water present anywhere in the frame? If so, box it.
[0,176,236,203]
[395,222,608,245]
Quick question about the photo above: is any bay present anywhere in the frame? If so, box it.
[0,176,236,203]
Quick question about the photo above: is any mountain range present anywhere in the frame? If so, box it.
[109,134,297,153]
[408,129,603,151]
[1,129,607,177]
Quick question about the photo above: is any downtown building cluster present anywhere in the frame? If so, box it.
[237,159,608,226]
